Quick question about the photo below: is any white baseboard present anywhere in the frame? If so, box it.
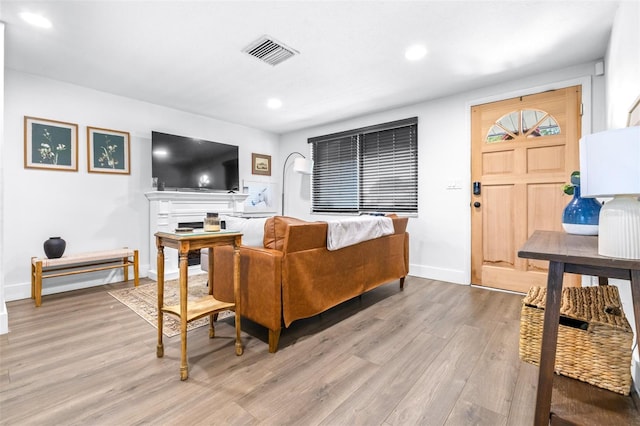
[147,264,206,281]
[4,265,149,302]
[408,264,467,285]
[0,302,7,335]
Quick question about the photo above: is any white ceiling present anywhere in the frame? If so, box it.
[1,0,621,134]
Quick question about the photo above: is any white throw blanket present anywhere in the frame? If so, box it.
[326,216,395,251]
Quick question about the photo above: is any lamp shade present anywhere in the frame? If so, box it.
[579,126,640,198]
[282,152,313,215]
[293,157,314,175]
[579,126,640,259]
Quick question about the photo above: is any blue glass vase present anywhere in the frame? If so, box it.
[562,185,601,235]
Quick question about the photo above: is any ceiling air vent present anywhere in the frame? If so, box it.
[242,35,299,66]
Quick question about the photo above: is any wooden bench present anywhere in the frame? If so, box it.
[31,248,139,307]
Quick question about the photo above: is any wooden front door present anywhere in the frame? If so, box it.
[471,86,582,293]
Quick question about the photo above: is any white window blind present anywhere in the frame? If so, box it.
[309,117,418,214]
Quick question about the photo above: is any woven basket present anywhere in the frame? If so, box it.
[519,285,633,395]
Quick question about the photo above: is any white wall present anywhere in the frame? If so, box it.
[281,60,605,285]
[606,1,640,129]
[0,23,7,334]
[604,0,640,394]
[1,70,279,316]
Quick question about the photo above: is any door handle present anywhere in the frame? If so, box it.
[473,202,481,208]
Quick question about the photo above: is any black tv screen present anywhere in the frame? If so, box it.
[151,131,239,191]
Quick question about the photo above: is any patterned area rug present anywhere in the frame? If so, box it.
[108,274,234,337]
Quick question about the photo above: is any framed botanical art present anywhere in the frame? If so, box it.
[24,116,78,171]
[87,126,131,174]
[252,153,271,176]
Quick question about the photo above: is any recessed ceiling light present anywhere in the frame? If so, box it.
[405,44,427,61]
[267,98,282,109]
[19,12,52,29]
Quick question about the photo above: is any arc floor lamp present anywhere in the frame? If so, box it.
[281,151,313,215]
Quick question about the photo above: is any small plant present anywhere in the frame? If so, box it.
[97,136,119,169]
[562,171,580,195]
[37,128,67,165]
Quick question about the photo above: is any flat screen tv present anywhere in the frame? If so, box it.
[151,131,239,192]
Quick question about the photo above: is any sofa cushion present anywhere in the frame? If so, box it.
[264,216,308,251]
[222,215,268,247]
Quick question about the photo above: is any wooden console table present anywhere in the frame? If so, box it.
[155,230,243,380]
[518,231,640,425]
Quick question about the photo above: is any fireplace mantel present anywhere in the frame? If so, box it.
[145,191,249,280]
[145,191,248,203]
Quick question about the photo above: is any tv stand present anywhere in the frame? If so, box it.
[145,191,249,280]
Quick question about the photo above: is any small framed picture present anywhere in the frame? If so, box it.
[24,116,78,171]
[252,153,271,176]
[87,126,131,174]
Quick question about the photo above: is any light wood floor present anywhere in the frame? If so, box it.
[1,276,637,425]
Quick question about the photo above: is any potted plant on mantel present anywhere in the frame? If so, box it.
[561,171,602,235]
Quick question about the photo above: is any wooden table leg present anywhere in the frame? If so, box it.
[34,260,43,307]
[123,255,129,283]
[534,260,565,426]
[208,247,215,339]
[133,250,140,286]
[178,248,189,381]
[233,243,243,356]
[156,244,165,358]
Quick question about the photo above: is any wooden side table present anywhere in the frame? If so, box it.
[518,230,640,425]
[155,230,243,380]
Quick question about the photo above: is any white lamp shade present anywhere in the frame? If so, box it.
[579,126,640,198]
[579,126,640,259]
[293,157,314,175]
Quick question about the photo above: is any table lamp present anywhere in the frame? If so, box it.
[579,126,640,259]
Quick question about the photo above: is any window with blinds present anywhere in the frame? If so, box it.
[309,117,418,214]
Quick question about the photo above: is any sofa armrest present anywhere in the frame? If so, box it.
[283,222,328,253]
[208,245,283,333]
[391,216,408,234]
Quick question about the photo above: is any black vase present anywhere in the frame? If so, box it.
[44,237,66,259]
